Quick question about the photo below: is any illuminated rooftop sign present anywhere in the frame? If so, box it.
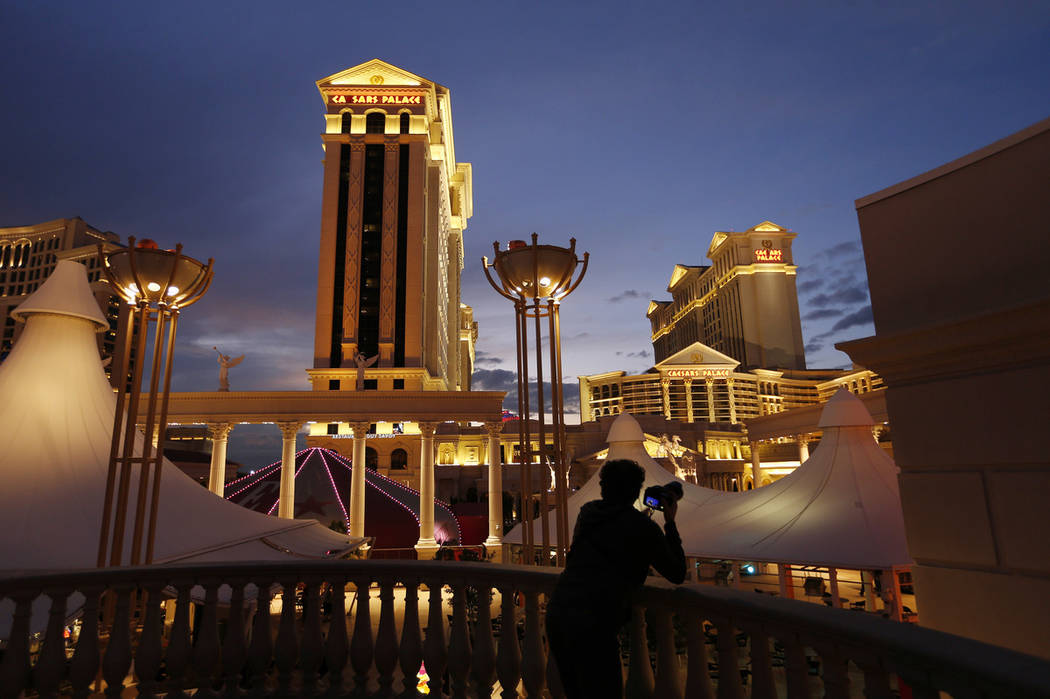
[754,248,783,262]
[663,368,732,379]
[329,94,422,105]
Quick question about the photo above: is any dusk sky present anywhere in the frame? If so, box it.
[3,1,1048,467]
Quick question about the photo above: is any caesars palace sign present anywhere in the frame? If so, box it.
[329,94,422,106]
[662,368,732,379]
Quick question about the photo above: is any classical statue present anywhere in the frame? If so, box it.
[214,347,244,392]
[353,351,379,390]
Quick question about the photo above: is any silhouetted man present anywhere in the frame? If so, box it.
[546,459,686,698]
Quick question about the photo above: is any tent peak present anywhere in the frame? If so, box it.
[818,387,876,428]
[11,260,108,330]
[607,412,645,443]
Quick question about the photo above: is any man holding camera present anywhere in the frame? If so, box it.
[546,459,686,698]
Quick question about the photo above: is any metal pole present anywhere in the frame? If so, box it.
[130,308,166,565]
[145,309,179,564]
[516,300,534,563]
[532,298,550,566]
[548,300,568,565]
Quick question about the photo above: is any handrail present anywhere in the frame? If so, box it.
[1,560,1047,698]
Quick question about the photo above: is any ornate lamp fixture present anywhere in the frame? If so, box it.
[483,234,588,565]
[96,238,213,567]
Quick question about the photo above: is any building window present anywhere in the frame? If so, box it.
[366,112,385,133]
[393,378,404,390]
[341,112,353,134]
[399,112,409,134]
[364,379,377,390]
[365,447,378,470]
[329,379,341,390]
[390,448,407,470]
[327,423,339,435]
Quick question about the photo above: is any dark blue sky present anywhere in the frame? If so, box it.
[3,1,1048,466]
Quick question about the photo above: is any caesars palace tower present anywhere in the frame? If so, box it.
[308,60,475,395]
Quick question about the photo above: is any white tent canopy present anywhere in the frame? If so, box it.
[678,388,912,570]
[505,390,912,572]
[503,412,729,545]
[0,261,363,574]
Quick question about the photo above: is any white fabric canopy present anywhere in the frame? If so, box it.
[505,390,912,571]
[0,261,363,573]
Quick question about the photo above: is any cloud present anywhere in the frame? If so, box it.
[474,350,504,366]
[829,305,873,332]
[804,341,824,354]
[614,349,651,358]
[803,308,844,321]
[471,369,581,417]
[608,289,647,303]
[824,240,861,259]
[797,279,823,294]
[808,287,868,307]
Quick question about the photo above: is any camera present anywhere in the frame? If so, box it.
[643,481,683,511]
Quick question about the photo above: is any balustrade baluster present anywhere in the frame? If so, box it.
[274,578,301,695]
[652,605,683,699]
[744,627,776,699]
[854,656,893,699]
[101,586,133,698]
[0,591,33,699]
[713,617,744,699]
[625,605,654,699]
[495,585,521,699]
[134,584,165,699]
[246,582,275,693]
[374,579,399,696]
[301,579,325,695]
[398,579,423,699]
[781,633,810,699]
[324,577,349,696]
[471,584,497,697]
[192,581,223,696]
[165,583,195,699]
[69,587,102,699]
[222,581,248,699]
[520,589,546,699]
[683,612,714,699]
[447,582,472,698]
[815,644,850,699]
[349,578,374,695]
[422,582,448,697]
[33,587,71,699]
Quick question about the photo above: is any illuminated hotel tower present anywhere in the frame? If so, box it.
[309,60,475,392]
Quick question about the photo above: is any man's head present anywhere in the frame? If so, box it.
[599,459,646,505]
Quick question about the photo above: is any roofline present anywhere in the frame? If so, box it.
[855,115,1050,209]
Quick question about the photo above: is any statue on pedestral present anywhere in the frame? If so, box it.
[353,351,379,390]
[214,347,244,392]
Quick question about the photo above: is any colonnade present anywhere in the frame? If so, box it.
[204,419,505,560]
[659,376,738,423]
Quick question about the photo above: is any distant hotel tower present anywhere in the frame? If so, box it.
[308,60,475,392]
[647,221,806,370]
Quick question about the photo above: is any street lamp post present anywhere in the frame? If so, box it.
[95,238,213,567]
[483,234,588,566]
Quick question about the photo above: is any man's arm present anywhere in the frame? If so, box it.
[649,499,687,584]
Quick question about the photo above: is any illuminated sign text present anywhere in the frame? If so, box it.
[329,94,422,105]
[663,368,732,379]
[754,248,783,262]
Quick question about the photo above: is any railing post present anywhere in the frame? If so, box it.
[192,580,223,697]
[447,581,473,698]
[652,604,683,699]
[520,588,546,698]
[101,585,134,699]
[496,585,522,699]
[422,581,448,697]
[471,584,497,697]
[300,578,325,694]
[781,631,810,699]
[350,578,374,695]
[375,579,399,696]
[221,580,248,699]
[683,611,715,699]
[398,579,424,699]
[247,581,275,693]
[713,616,744,699]
[165,582,195,698]
[69,587,102,699]
[1,592,33,698]
[624,605,653,699]
[815,642,851,699]
[274,578,300,695]
[134,584,166,699]
[34,587,72,699]
[743,625,776,699]
[324,576,350,697]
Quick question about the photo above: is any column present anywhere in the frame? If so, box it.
[483,422,504,561]
[705,378,715,422]
[660,379,671,420]
[862,570,877,611]
[727,378,737,423]
[828,567,841,609]
[415,422,440,559]
[750,441,763,488]
[206,422,234,496]
[797,435,810,463]
[683,379,694,422]
[349,421,370,537]
[276,422,301,519]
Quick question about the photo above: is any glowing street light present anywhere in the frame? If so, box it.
[483,234,588,566]
[95,237,213,567]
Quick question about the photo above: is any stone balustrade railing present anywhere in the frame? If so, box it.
[1,560,1047,698]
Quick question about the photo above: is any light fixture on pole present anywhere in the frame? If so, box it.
[95,238,213,567]
[483,234,588,566]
